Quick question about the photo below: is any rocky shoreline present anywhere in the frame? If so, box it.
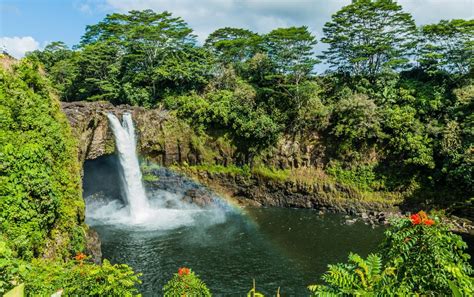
[166,166,474,235]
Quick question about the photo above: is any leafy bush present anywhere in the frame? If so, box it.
[309,211,474,295]
[0,57,85,260]
[24,258,141,296]
[0,239,28,294]
[326,162,385,192]
[381,211,473,294]
[1,238,141,296]
[163,267,211,296]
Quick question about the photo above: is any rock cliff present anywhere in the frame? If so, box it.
[62,101,399,214]
[62,101,212,165]
[62,101,322,168]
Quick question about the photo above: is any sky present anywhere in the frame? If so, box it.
[1,0,473,60]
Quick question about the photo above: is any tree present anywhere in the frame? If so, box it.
[419,19,474,74]
[69,41,122,102]
[330,93,382,158]
[321,0,416,76]
[27,41,72,69]
[205,27,261,66]
[80,10,210,103]
[258,26,319,127]
[27,42,78,100]
[265,26,318,78]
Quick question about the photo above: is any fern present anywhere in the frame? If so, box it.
[309,253,389,296]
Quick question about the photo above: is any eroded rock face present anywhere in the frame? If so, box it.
[85,228,102,264]
[61,101,325,169]
[62,102,117,163]
[176,168,399,214]
[62,101,217,166]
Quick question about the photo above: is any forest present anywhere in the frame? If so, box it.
[27,0,473,207]
[1,0,473,295]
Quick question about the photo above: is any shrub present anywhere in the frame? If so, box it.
[381,211,473,294]
[309,211,473,295]
[163,267,211,296]
[0,239,141,296]
[308,253,399,296]
[24,258,141,296]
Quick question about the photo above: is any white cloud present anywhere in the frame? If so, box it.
[99,0,473,43]
[0,36,40,58]
[399,0,474,25]
[101,0,347,42]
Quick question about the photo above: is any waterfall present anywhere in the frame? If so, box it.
[107,113,149,221]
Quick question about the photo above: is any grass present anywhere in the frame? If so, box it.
[182,164,251,176]
[143,173,160,182]
[252,166,290,182]
[175,163,404,205]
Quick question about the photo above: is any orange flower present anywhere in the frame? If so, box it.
[410,213,421,225]
[74,252,86,261]
[424,219,435,226]
[178,267,190,276]
[418,211,428,222]
[410,211,435,226]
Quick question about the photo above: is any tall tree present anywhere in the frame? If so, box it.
[321,0,416,76]
[419,19,474,74]
[27,42,78,100]
[204,27,262,66]
[263,26,319,121]
[70,41,122,102]
[80,10,211,103]
[265,26,318,78]
[27,41,72,69]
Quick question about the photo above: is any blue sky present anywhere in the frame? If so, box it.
[1,0,473,59]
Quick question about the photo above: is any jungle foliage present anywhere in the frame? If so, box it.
[309,212,473,296]
[0,58,140,295]
[26,1,473,205]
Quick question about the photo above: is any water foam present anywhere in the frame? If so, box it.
[87,113,227,230]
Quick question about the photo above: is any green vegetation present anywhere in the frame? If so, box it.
[326,162,386,192]
[1,240,140,296]
[309,211,473,295]
[0,57,140,295]
[163,267,211,296]
[2,0,473,294]
[0,57,85,260]
[26,1,473,208]
[252,166,290,182]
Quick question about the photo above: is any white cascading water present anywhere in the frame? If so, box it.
[107,113,149,221]
[85,112,226,229]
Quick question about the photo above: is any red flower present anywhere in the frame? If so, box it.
[424,219,435,226]
[410,211,435,226]
[74,252,87,261]
[178,267,190,276]
[410,213,422,225]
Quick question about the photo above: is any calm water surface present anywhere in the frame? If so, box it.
[91,208,384,296]
[84,157,385,296]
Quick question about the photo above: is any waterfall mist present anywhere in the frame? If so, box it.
[84,113,228,230]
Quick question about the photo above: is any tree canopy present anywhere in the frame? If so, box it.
[321,0,417,76]
[24,6,474,204]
